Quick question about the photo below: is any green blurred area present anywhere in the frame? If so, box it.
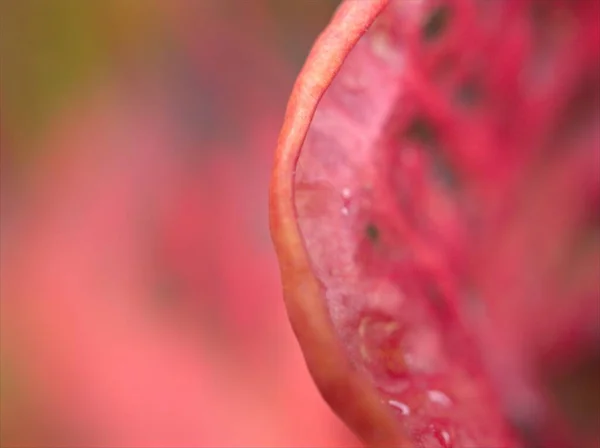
[1,1,160,152]
[0,0,339,165]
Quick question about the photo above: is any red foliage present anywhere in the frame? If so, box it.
[270,1,600,447]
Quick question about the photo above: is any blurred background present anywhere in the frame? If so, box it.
[0,1,361,446]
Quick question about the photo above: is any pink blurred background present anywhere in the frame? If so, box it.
[0,1,360,446]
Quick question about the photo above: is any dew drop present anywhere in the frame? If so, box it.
[427,389,453,407]
[340,188,353,217]
[438,429,452,448]
[389,399,411,415]
[419,423,454,448]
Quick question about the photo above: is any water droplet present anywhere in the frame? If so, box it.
[427,389,453,407]
[388,399,411,415]
[438,429,452,447]
[340,188,353,217]
[418,423,454,448]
